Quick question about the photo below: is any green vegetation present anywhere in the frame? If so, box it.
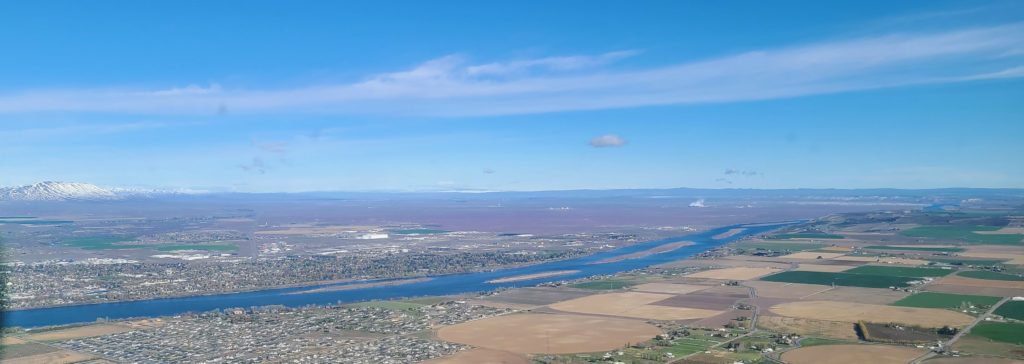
[63,236,144,250]
[970,322,1024,345]
[958,271,1024,281]
[928,257,1007,266]
[735,242,826,251]
[768,233,844,240]
[569,279,638,290]
[994,301,1024,321]
[0,219,73,225]
[893,292,1002,310]
[845,265,953,278]
[760,271,916,288]
[900,225,1023,245]
[154,244,238,252]
[797,337,853,347]
[863,245,964,252]
[390,228,448,235]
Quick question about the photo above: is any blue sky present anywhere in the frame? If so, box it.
[1,1,1023,192]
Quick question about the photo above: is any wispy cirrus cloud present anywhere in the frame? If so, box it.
[589,134,627,148]
[1,23,1022,117]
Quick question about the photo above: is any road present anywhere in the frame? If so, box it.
[909,296,1012,364]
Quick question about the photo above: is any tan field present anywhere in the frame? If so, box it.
[781,344,924,364]
[794,264,855,272]
[756,316,859,340]
[26,323,133,341]
[422,348,530,364]
[436,313,661,354]
[485,270,579,283]
[1,336,27,345]
[938,275,1024,289]
[779,252,845,260]
[743,281,833,299]
[802,286,909,305]
[1,351,94,364]
[961,252,1024,264]
[820,246,854,252]
[832,256,930,265]
[685,267,781,280]
[631,283,709,294]
[975,227,1024,234]
[770,301,974,328]
[549,292,722,320]
[924,358,1024,364]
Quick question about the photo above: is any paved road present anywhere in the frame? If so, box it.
[909,296,1012,364]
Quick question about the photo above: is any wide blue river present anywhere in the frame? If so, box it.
[4,222,791,328]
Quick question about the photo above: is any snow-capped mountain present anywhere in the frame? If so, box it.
[0,181,120,201]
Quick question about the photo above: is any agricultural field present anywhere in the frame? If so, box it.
[993,300,1024,321]
[768,232,844,239]
[958,271,1024,281]
[780,344,924,364]
[759,271,917,288]
[154,244,238,252]
[863,245,965,252]
[735,241,826,251]
[569,279,638,290]
[893,292,1002,310]
[62,236,144,250]
[900,225,1024,245]
[844,265,953,278]
[769,301,974,328]
[928,257,1007,266]
[969,322,1024,345]
[436,313,660,354]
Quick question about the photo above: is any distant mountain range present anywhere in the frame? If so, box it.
[1,181,1022,202]
[0,181,206,201]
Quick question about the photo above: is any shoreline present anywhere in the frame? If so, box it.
[485,270,580,283]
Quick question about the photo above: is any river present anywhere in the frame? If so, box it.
[3,221,792,328]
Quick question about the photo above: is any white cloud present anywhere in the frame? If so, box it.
[589,134,626,148]
[0,23,1022,116]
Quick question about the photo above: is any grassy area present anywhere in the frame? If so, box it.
[569,279,638,290]
[154,244,238,252]
[994,301,1024,321]
[63,236,144,250]
[736,242,826,251]
[970,322,1024,345]
[863,245,964,252]
[798,338,856,348]
[768,233,844,240]
[900,225,1023,245]
[390,228,448,235]
[760,271,917,288]
[893,292,1002,310]
[844,265,953,278]
[958,271,1024,281]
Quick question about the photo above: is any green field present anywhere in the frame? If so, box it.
[969,322,1024,345]
[570,279,638,290]
[893,292,1002,310]
[390,228,449,235]
[863,245,964,252]
[760,271,916,288]
[900,225,1023,245]
[63,236,144,250]
[797,337,854,347]
[958,271,1024,281]
[994,301,1024,321]
[845,265,953,278]
[736,242,826,251]
[768,233,844,240]
[928,257,1007,266]
[154,244,238,252]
